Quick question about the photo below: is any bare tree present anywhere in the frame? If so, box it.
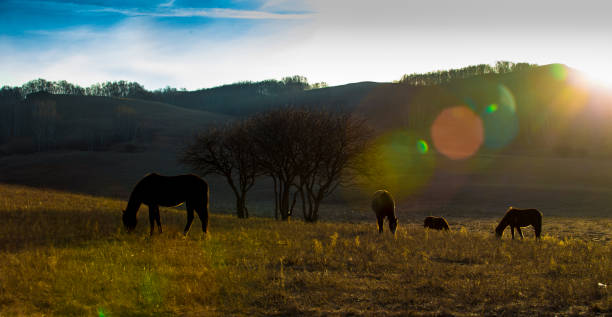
[181,108,372,221]
[292,111,371,222]
[180,121,259,218]
[247,109,304,220]
[249,108,372,222]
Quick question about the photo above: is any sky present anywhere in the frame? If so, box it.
[1,0,612,90]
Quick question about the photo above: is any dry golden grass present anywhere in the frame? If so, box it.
[0,183,610,316]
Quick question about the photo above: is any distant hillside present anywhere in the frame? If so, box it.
[2,63,612,201]
[355,64,612,157]
[4,61,536,116]
[0,93,229,154]
[6,75,334,116]
[0,94,231,197]
[148,81,382,115]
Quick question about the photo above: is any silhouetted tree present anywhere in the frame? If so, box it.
[291,110,371,222]
[247,109,303,220]
[180,121,260,218]
[248,108,372,221]
[399,61,538,86]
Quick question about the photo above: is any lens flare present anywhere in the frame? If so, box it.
[485,104,498,113]
[464,97,477,112]
[550,64,568,81]
[353,131,436,200]
[416,139,429,154]
[431,106,484,160]
[481,85,519,150]
[498,85,516,113]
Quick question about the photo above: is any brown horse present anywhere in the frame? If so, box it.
[122,173,209,236]
[424,216,450,230]
[372,190,398,234]
[495,207,542,239]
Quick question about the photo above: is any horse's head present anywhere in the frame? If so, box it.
[494,224,504,238]
[122,209,137,232]
[389,217,398,234]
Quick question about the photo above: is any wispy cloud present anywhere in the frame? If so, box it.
[158,0,175,8]
[93,7,312,20]
[1,0,611,90]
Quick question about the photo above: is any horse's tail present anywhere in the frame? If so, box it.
[204,181,210,214]
[201,179,210,233]
[535,210,543,239]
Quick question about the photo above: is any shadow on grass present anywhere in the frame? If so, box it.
[0,208,197,252]
[0,209,125,252]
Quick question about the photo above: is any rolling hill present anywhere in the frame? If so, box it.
[0,94,231,198]
[1,64,612,219]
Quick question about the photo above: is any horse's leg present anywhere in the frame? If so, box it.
[534,224,541,239]
[377,216,384,233]
[154,205,162,234]
[196,205,208,234]
[516,226,524,239]
[148,205,156,236]
[183,203,195,236]
[510,226,515,239]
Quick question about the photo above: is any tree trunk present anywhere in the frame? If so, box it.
[309,198,321,223]
[299,187,307,220]
[273,176,279,220]
[236,195,247,219]
[279,184,292,220]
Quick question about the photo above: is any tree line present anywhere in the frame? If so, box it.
[0,76,330,117]
[2,61,538,117]
[180,107,372,222]
[398,61,537,86]
[2,76,327,106]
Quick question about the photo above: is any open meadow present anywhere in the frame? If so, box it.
[3,1,612,315]
[1,183,610,316]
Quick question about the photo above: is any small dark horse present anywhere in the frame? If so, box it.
[495,207,542,239]
[372,190,398,234]
[122,173,209,236]
[424,216,450,230]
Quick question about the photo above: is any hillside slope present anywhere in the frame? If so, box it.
[2,65,612,218]
[356,64,612,155]
[0,94,231,197]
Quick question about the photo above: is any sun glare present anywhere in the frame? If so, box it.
[582,67,612,90]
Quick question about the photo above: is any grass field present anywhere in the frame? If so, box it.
[0,183,610,316]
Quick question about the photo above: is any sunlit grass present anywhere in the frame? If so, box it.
[0,184,610,315]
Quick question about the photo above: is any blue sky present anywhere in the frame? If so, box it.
[1,0,612,90]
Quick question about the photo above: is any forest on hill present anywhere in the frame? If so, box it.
[1,61,536,116]
[1,61,612,159]
[1,61,612,214]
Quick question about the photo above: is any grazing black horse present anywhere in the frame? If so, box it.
[495,207,542,239]
[372,190,398,234]
[122,173,209,236]
[424,216,450,231]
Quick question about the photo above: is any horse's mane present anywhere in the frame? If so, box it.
[495,207,514,234]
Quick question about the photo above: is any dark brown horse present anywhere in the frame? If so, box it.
[372,190,398,234]
[122,173,209,236]
[424,216,450,230]
[495,207,542,239]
